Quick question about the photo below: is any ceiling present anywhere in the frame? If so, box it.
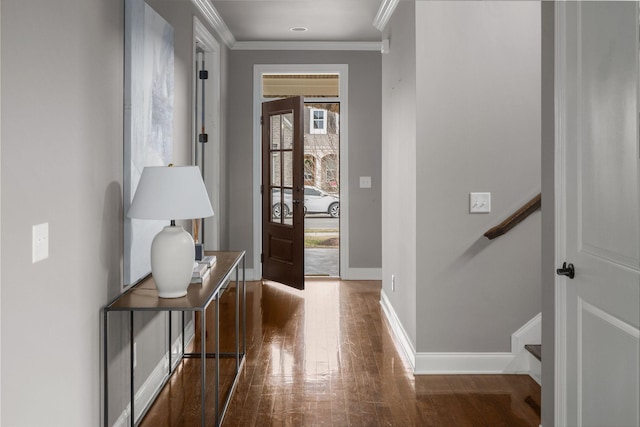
[208,0,390,45]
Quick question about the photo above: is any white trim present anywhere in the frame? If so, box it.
[193,17,222,251]
[413,315,540,375]
[187,1,381,52]
[505,313,542,380]
[381,292,543,377]
[253,64,349,280]
[233,41,382,51]
[414,352,516,375]
[193,15,218,50]
[190,0,235,48]
[343,268,381,281]
[113,321,195,427]
[511,312,542,354]
[529,356,542,386]
[244,268,259,282]
[131,353,170,422]
[379,290,416,370]
[0,0,3,422]
[373,0,400,31]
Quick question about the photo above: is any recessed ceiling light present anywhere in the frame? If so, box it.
[289,26,308,32]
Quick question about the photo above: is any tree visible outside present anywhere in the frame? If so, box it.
[304,103,339,195]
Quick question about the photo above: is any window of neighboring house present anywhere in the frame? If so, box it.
[304,156,316,185]
[310,109,327,134]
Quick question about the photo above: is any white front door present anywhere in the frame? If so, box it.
[556,2,640,426]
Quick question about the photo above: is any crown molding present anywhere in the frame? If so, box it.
[373,0,399,31]
[191,0,385,52]
[191,0,236,48]
[232,41,382,51]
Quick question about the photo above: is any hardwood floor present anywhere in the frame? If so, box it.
[141,279,541,426]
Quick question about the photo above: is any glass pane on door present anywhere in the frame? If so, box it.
[283,151,293,187]
[282,113,293,149]
[270,115,281,149]
[269,112,294,226]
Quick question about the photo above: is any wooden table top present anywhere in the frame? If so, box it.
[106,250,245,311]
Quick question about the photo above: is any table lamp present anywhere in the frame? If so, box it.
[127,165,214,298]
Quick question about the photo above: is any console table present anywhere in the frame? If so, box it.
[103,251,246,427]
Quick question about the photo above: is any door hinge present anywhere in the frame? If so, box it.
[260,116,264,125]
[260,253,264,263]
[260,185,264,195]
[198,133,208,143]
[199,70,208,80]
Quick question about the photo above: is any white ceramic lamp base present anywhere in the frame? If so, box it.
[150,225,195,298]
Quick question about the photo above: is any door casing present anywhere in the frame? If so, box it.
[252,64,349,280]
[193,17,221,250]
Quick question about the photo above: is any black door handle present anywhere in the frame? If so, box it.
[556,262,575,279]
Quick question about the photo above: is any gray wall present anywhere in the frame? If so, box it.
[226,50,382,271]
[414,1,541,352]
[381,1,418,348]
[1,0,228,425]
[147,0,230,249]
[382,1,541,354]
[1,0,124,425]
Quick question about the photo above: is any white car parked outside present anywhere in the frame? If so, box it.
[271,186,339,218]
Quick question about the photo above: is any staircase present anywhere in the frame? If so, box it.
[506,313,541,385]
[525,344,541,384]
[484,195,543,386]
[525,344,541,361]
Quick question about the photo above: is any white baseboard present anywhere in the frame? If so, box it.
[379,290,416,370]
[244,268,259,281]
[379,294,542,378]
[511,312,541,355]
[112,320,195,427]
[504,312,542,379]
[250,268,382,282]
[343,268,381,280]
[414,352,516,374]
[529,355,541,385]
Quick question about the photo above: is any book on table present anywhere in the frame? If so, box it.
[197,255,217,268]
[191,262,210,283]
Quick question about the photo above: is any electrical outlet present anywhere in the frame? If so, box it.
[359,176,372,188]
[391,274,396,292]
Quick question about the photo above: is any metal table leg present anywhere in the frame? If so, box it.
[215,292,220,425]
[235,266,240,371]
[103,309,109,427]
[201,307,206,426]
[130,311,135,427]
[242,256,246,356]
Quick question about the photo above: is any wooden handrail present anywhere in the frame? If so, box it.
[484,193,541,240]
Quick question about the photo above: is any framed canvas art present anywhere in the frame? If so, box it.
[123,0,174,286]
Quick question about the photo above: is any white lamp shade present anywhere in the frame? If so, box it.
[128,166,214,220]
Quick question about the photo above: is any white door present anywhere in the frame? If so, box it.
[557,2,640,426]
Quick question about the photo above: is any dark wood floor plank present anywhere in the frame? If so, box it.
[140,279,541,426]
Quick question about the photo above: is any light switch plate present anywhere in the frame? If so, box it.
[32,223,49,263]
[360,176,372,188]
[470,192,491,213]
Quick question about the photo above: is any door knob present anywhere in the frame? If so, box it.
[556,262,575,279]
